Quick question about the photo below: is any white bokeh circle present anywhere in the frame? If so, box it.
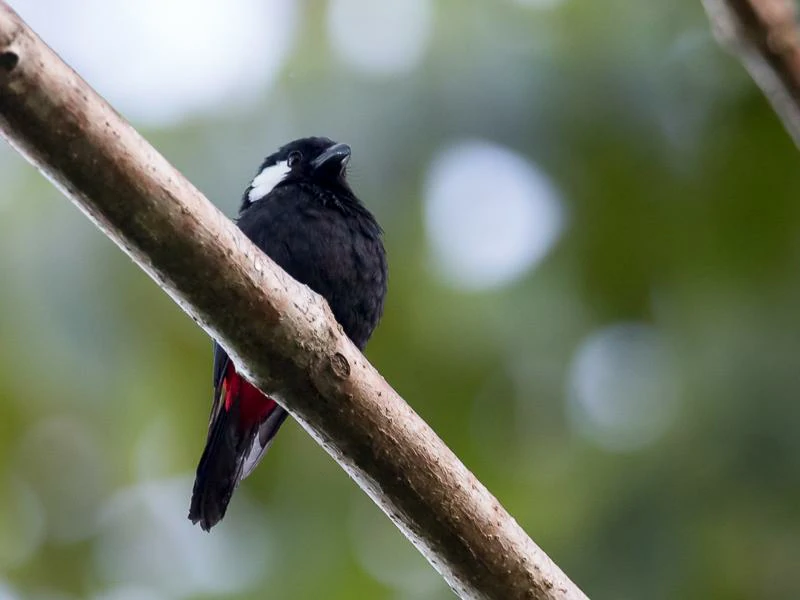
[568,323,681,452]
[93,476,273,597]
[327,0,433,76]
[9,0,298,125]
[424,140,565,290]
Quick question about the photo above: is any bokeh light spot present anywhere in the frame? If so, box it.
[567,323,681,452]
[424,140,565,290]
[16,417,108,543]
[327,0,433,76]
[0,475,46,570]
[348,493,443,596]
[92,585,167,600]
[515,0,566,9]
[0,582,22,600]
[9,0,298,126]
[93,477,273,597]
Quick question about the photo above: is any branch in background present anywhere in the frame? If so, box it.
[0,4,587,599]
[703,0,800,146]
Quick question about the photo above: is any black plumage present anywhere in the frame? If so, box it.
[189,137,387,530]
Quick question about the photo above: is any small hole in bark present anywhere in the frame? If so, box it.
[0,51,19,72]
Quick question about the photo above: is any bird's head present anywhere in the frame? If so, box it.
[242,137,352,210]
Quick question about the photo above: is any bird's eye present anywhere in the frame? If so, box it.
[287,151,302,167]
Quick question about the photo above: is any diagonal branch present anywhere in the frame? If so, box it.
[0,3,587,599]
[703,0,800,146]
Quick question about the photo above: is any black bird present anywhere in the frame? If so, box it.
[189,137,388,531]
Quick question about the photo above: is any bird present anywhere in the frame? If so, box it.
[189,137,388,531]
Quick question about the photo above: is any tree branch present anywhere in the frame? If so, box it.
[0,4,587,599]
[703,0,800,146]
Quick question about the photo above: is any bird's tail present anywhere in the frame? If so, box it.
[189,401,254,531]
[190,365,288,531]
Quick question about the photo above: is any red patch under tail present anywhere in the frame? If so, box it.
[222,362,276,427]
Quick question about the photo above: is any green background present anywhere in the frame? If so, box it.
[1,1,799,599]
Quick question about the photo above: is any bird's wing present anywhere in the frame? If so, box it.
[208,341,230,429]
[240,405,288,479]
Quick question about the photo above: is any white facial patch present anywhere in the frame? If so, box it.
[247,160,291,203]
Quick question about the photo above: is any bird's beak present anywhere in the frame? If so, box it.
[311,143,351,172]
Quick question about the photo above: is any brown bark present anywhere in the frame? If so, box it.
[703,0,800,146]
[0,3,588,599]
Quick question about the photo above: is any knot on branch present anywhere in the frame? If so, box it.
[330,352,351,379]
[0,50,17,72]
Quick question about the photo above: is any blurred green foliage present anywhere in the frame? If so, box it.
[1,1,800,599]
